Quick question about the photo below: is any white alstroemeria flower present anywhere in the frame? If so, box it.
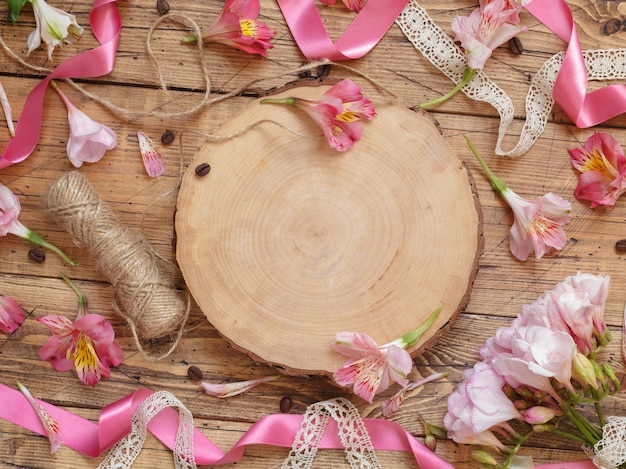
[27,0,83,60]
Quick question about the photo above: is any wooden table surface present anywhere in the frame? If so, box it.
[1,0,626,467]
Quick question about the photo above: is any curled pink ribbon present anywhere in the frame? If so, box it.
[276,0,409,60]
[0,382,451,466]
[525,0,626,128]
[0,0,120,169]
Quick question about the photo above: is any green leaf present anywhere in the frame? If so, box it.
[7,0,28,24]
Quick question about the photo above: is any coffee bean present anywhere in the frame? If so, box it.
[616,239,626,252]
[161,130,175,145]
[28,249,46,263]
[279,396,292,413]
[509,37,524,55]
[187,365,203,380]
[316,63,331,78]
[156,0,170,15]
[195,162,211,176]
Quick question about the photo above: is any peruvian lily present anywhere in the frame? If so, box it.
[0,82,15,137]
[0,183,76,265]
[569,132,626,209]
[201,374,279,398]
[332,306,441,403]
[25,0,84,60]
[137,131,164,177]
[37,273,123,387]
[260,79,376,152]
[181,0,275,57]
[0,294,25,333]
[51,81,117,168]
[319,0,367,12]
[16,382,62,454]
[466,136,572,261]
[421,0,526,108]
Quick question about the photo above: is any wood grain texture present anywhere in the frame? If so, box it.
[0,0,625,467]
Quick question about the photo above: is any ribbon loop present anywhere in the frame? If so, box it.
[276,0,409,60]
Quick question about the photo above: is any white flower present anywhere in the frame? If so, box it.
[27,0,83,60]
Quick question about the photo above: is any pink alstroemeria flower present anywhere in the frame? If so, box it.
[201,374,279,398]
[320,0,367,12]
[181,0,275,56]
[569,132,626,209]
[381,372,447,417]
[38,274,123,387]
[0,183,76,265]
[0,294,25,333]
[466,137,572,261]
[452,0,526,70]
[333,306,441,403]
[137,131,165,177]
[51,82,117,168]
[260,79,376,152]
[16,382,63,455]
[27,0,83,60]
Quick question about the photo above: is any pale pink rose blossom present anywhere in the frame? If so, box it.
[38,274,123,387]
[452,0,527,70]
[0,183,75,265]
[0,295,25,333]
[52,82,117,168]
[137,131,165,177]
[565,271,610,337]
[261,79,376,152]
[16,382,63,454]
[181,0,275,56]
[467,136,572,261]
[332,331,413,403]
[569,132,626,209]
[201,374,279,398]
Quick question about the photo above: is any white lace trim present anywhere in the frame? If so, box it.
[281,397,381,469]
[582,416,626,469]
[97,391,196,469]
[396,0,626,157]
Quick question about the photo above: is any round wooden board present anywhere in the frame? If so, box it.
[176,85,483,375]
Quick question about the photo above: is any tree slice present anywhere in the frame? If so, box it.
[175,85,483,376]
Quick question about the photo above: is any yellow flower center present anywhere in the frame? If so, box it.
[581,149,615,179]
[70,332,100,373]
[239,19,257,38]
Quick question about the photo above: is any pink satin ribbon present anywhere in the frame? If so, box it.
[0,382,451,467]
[525,0,626,128]
[0,0,120,169]
[276,0,409,60]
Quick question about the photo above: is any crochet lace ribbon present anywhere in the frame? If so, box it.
[395,0,626,157]
[97,391,196,469]
[582,416,626,469]
[281,397,381,469]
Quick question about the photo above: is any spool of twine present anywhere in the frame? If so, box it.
[42,171,187,355]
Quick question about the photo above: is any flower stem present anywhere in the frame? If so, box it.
[397,304,442,347]
[25,230,77,266]
[259,98,297,106]
[550,428,589,445]
[464,135,508,195]
[419,67,477,109]
[560,403,602,445]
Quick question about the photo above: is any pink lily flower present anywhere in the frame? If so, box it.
[201,374,279,398]
[466,137,572,261]
[27,0,83,60]
[452,0,527,70]
[137,131,165,177]
[0,295,25,333]
[37,274,123,387]
[181,0,275,56]
[319,0,367,12]
[260,79,376,152]
[333,306,441,403]
[16,382,63,455]
[0,183,76,265]
[51,82,117,168]
[569,132,626,209]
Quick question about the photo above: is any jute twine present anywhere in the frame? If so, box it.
[42,171,189,359]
